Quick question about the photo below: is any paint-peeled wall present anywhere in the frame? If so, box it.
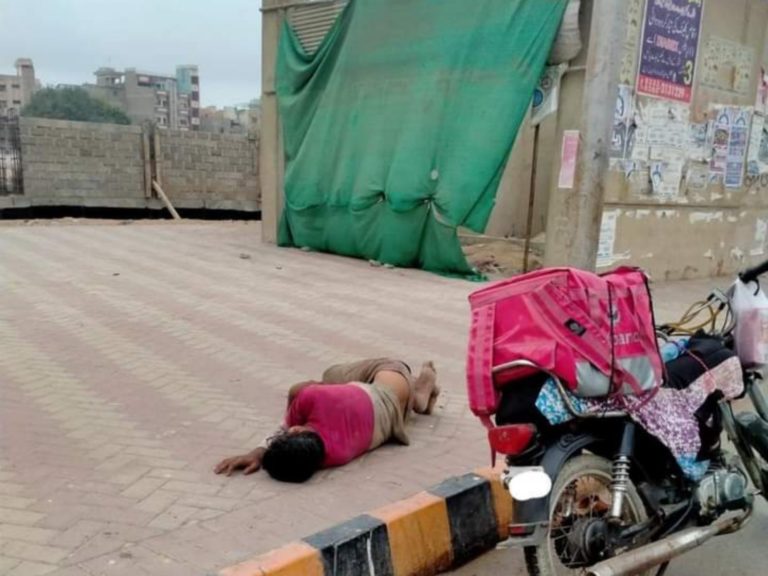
[598,0,768,280]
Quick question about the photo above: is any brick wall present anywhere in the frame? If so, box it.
[1,117,260,213]
[157,130,259,211]
[17,117,147,207]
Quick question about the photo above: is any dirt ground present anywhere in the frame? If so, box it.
[461,233,545,277]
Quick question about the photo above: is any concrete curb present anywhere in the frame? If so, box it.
[219,467,513,576]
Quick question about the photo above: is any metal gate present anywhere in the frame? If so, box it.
[0,118,23,195]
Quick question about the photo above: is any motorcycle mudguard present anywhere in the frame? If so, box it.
[511,432,604,542]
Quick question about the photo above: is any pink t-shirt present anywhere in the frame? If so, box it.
[285,383,374,467]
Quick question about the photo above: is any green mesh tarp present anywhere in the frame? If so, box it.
[277,0,567,275]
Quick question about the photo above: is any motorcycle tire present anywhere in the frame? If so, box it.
[524,454,651,576]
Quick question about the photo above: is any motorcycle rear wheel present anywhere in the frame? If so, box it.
[524,454,651,576]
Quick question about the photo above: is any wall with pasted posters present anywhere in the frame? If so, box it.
[598,0,768,280]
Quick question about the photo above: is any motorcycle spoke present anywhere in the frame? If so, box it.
[547,473,620,575]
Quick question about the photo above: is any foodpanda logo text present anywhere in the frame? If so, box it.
[613,332,641,346]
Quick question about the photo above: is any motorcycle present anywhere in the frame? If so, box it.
[485,261,768,576]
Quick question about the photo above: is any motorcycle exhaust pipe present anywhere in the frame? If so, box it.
[587,513,749,576]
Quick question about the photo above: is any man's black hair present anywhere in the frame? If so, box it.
[262,431,325,483]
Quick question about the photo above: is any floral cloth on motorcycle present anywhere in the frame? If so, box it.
[535,356,744,480]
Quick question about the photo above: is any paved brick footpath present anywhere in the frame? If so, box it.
[0,221,717,575]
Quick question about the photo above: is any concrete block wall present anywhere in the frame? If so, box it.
[595,0,768,280]
[16,117,147,208]
[157,130,259,211]
[0,117,261,213]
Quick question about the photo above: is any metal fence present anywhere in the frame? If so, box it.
[0,118,23,195]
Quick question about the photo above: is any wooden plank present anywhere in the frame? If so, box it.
[152,180,181,220]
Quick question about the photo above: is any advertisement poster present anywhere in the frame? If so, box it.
[531,64,567,126]
[710,108,730,174]
[688,122,709,161]
[636,0,704,103]
[558,130,580,189]
[610,85,634,159]
[650,158,684,198]
[726,108,750,188]
[597,210,619,268]
[747,114,764,176]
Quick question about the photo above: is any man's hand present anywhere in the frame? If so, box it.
[214,447,266,476]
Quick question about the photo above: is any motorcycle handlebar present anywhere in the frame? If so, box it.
[739,258,768,284]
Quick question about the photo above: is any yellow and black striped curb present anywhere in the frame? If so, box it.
[220,467,513,576]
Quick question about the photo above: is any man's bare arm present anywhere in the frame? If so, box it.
[215,380,318,476]
[214,424,287,476]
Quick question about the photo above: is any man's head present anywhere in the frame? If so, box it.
[262,429,325,483]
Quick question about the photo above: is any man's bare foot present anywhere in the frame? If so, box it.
[413,361,440,414]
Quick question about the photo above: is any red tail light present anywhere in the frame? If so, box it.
[488,424,536,456]
[509,524,536,536]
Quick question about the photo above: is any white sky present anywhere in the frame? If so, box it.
[0,0,263,107]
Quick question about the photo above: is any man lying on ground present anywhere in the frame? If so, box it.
[214,358,440,483]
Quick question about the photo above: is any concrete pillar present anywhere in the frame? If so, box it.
[260,2,284,243]
[543,0,627,270]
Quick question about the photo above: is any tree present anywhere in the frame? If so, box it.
[22,87,131,125]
